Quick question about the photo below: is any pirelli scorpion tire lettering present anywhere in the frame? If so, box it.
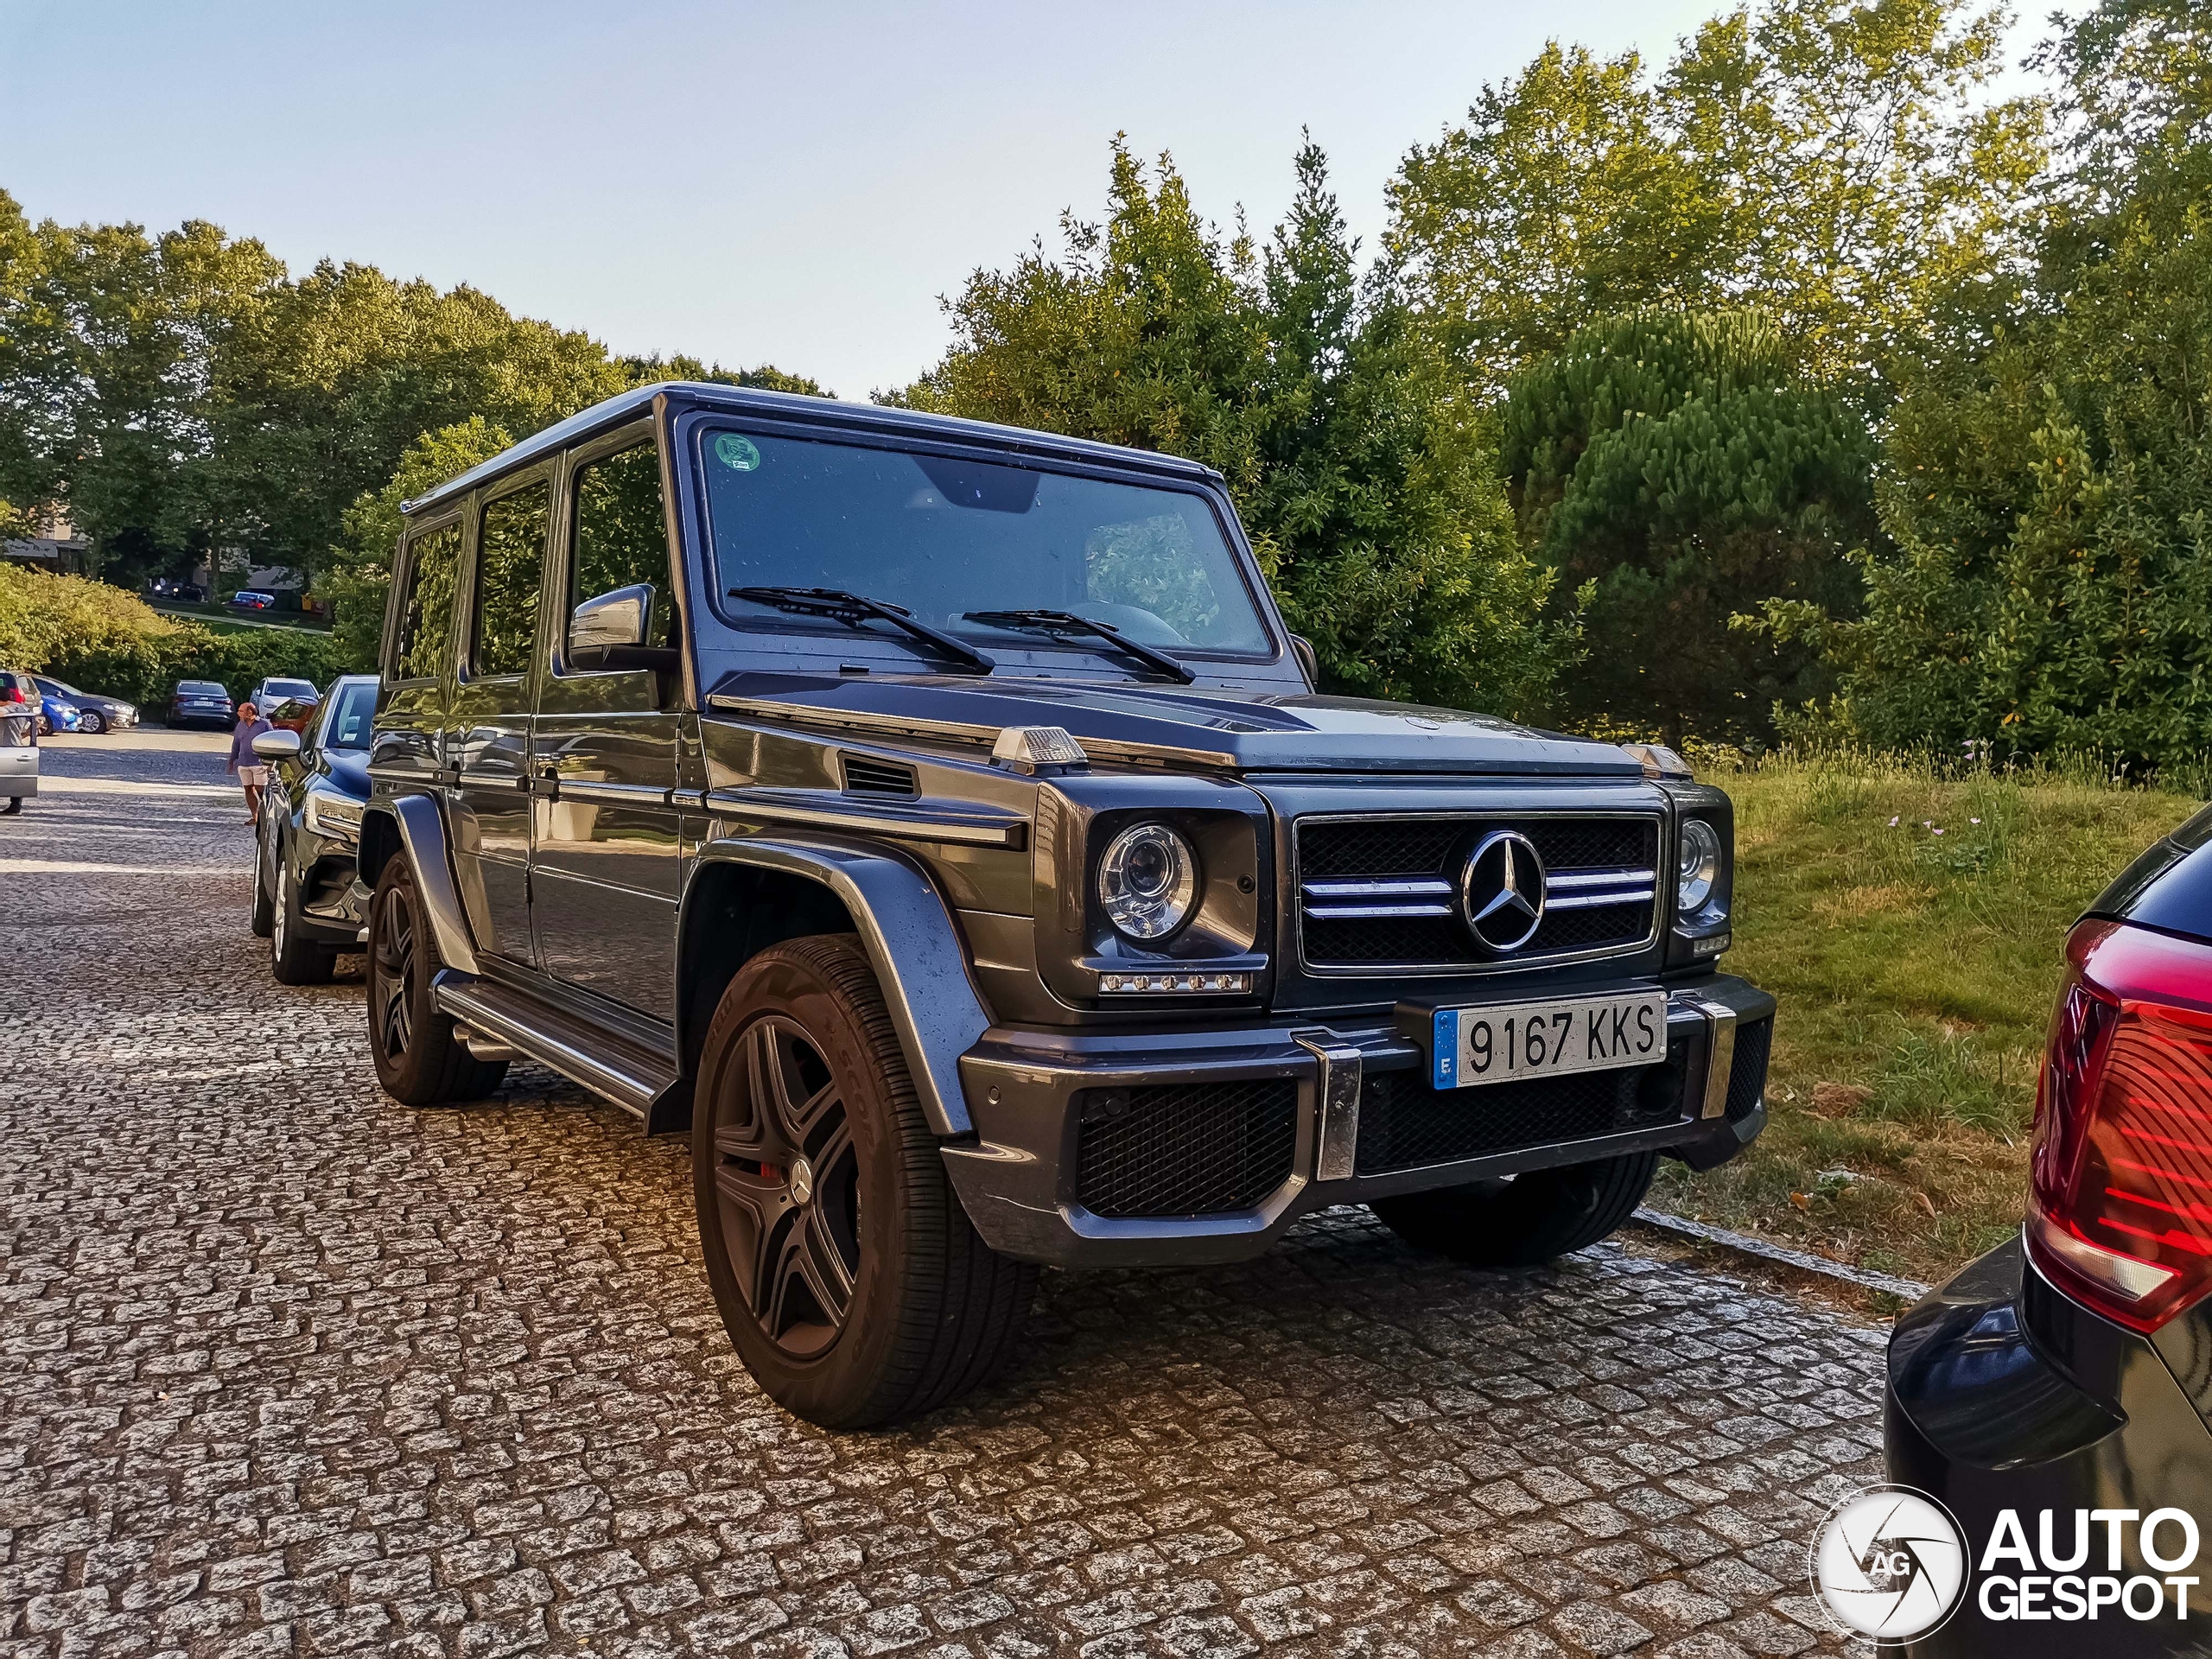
[693,934,1037,1429]
[1370,1149,1661,1267]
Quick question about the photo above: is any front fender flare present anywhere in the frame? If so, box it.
[686,836,985,1138]
[362,792,480,977]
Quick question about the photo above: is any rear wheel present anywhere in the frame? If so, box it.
[693,935,1035,1427]
[0,795,19,817]
[1370,1150,1660,1267]
[270,846,337,986]
[366,855,506,1105]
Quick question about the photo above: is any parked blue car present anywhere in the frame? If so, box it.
[37,695,81,735]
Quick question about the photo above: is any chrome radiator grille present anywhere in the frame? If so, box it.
[1295,815,1662,972]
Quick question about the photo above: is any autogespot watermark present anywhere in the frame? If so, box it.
[1808,1485,2205,1637]
[1808,1484,1970,1639]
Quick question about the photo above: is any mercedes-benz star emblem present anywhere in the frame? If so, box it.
[1460,830,1547,953]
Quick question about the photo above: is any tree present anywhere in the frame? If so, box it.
[620,353,833,398]
[1502,309,1875,742]
[1826,0,2212,768]
[1387,0,2048,392]
[900,138,1575,715]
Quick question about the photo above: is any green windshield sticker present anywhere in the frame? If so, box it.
[715,434,761,473]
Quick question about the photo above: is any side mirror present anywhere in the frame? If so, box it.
[569,583,679,673]
[252,728,303,763]
[1288,633,1319,689]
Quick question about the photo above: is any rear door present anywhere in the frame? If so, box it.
[528,423,684,1019]
[449,471,553,966]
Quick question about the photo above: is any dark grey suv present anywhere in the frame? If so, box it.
[359,383,1774,1427]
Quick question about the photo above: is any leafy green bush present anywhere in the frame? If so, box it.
[0,563,343,707]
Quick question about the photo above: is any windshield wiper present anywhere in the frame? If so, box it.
[728,587,995,675]
[963,610,1197,684]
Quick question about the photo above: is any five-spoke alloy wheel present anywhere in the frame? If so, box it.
[365,855,505,1106]
[693,934,1035,1427]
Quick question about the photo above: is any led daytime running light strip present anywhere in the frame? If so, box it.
[1099,971,1252,995]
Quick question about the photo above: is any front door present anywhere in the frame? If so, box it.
[529,428,683,1020]
[448,474,551,966]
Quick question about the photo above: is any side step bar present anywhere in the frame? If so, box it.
[432,970,681,1121]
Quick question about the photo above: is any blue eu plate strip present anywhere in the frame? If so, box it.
[1433,1008,1459,1090]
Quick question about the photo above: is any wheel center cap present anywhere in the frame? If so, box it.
[789,1157,816,1206]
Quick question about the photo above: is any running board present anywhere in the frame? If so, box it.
[432,971,680,1121]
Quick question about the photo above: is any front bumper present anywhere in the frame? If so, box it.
[941,971,1772,1268]
[1885,1236,2212,1656]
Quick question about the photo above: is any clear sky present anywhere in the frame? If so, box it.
[2,1,2029,399]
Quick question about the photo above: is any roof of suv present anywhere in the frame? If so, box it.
[402,382,1224,520]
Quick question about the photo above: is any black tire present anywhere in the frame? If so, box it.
[0,795,19,816]
[270,843,337,986]
[250,832,276,938]
[366,855,506,1106]
[693,934,1036,1428]
[1370,1150,1660,1268]
[79,712,104,734]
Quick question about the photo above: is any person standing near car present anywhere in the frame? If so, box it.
[227,702,272,825]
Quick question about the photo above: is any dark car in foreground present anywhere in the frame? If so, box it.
[251,674,375,983]
[1886,803,2212,1654]
[168,681,233,729]
[30,674,136,734]
[354,381,1774,1427]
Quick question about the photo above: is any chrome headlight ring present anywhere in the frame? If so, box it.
[1097,822,1198,942]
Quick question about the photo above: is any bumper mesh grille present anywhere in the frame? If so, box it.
[1355,1048,1691,1175]
[1297,817,1659,971]
[1076,1079,1299,1218]
[1726,1015,1773,1123]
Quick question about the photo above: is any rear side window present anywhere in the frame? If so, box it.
[570,442,673,653]
[474,480,551,676]
[396,521,462,679]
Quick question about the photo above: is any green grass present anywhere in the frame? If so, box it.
[1647,748,2202,1283]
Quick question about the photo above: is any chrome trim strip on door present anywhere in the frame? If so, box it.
[554,779,672,807]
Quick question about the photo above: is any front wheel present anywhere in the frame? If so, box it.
[1370,1150,1660,1268]
[693,935,1036,1428]
[0,795,19,817]
[366,855,506,1105]
[79,712,105,734]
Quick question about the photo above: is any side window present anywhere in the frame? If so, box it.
[570,442,674,654]
[395,521,462,680]
[473,480,551,677]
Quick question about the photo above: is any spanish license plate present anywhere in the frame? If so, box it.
[1428,989,1669,1090]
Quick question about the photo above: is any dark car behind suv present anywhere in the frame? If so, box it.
[168,681,233,729]
[355,383,1774,1427]
[252,675,376,982]
[1887,804,2212,1653]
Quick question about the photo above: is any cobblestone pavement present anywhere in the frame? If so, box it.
[2,737,1884,1658]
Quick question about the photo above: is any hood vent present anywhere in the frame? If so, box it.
[840,753,918,798]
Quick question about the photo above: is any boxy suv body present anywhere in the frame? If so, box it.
[358,384,1774,1426]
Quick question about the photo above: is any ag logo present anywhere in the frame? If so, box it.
[1808,1484,1969,1639]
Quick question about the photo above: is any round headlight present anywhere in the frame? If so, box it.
[1098,823,1198,941]
[1677,817,1722,912]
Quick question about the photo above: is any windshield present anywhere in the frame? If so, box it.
[701,429,1271,657]
[266,679,316,697]
[319,680,377,751]
[181,683,225,696]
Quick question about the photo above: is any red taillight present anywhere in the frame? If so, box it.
[2027,918,2212,1330]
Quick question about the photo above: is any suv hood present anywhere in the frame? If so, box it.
[703,671,1639,777]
